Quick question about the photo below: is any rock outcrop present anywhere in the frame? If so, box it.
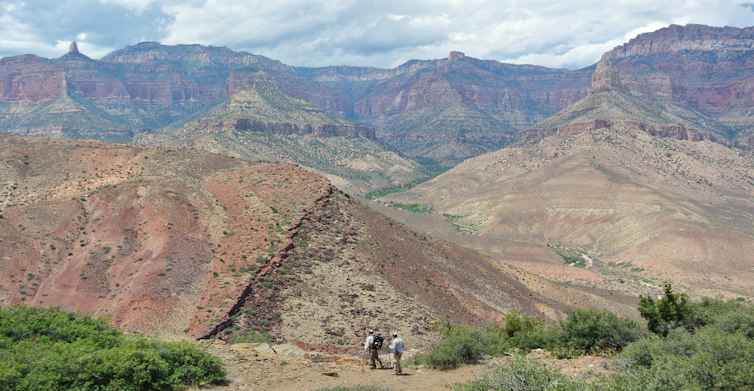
[187,118,375,138]
[187,71,376,139]
[517,119,713,143]
[590,59,623,94]
[603,24,754,60]
[69,42,79,54]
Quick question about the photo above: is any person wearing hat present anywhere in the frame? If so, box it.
[363,329,383,369]
[388,332,404,375]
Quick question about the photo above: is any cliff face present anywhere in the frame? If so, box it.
[590,59,624,94]
[603,24,754,60]
[188,118,375,138]
[0,55,67,103]
[602,24,754,135]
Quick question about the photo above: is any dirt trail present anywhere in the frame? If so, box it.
[190,340,612,391]
[192,340,479,390]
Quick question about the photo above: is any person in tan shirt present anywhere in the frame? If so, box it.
[388,332,404,375]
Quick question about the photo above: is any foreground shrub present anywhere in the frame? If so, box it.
[453,356,587,391]
[414,325,498,368]
[0,305,226,391]
[558,307,644,352]
[611,326,754,391]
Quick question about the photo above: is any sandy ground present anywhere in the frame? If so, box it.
[189,340,612,391]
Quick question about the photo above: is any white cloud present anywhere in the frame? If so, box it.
[99,0,154,14]
[1,0,753,68]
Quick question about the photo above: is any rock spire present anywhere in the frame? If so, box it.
[69,42,79,54]
[590,59,623,94]
[448,51,466,61]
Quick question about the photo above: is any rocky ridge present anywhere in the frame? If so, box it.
[0,134,562,347]
[184,72,375,139]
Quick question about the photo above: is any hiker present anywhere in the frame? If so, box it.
[363,329,384,369]
[388,332,404,375]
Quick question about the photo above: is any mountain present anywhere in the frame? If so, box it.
[516,59,730,143]
[381,58,754,304]
[2,134,616,347]
[134,71,424,195]
[602,24,754,143]
[3,24,754,164]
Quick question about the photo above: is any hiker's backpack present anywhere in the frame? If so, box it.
[371,334,384,349]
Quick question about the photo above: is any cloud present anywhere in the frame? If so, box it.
[0,0,169,59]
[0,0,752,69]
[99,0,155,14]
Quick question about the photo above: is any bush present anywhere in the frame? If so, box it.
[452,356,586,391]
[414,325,492,368]
[558,307,644,352]
[611,326,754,391]
[0,305,225,391]
[502,311,544,338]
[230,331,272,344]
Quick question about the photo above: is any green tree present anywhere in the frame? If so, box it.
[637,282,691,337]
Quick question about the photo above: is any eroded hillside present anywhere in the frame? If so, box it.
[0,135,330,338]
[382,124,754,302]
[0,135,567,347]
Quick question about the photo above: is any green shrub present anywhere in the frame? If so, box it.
[230,331,271,344]
[612,326,754,391]
[558,307,643,352]
[452,356,585,391]
[414,325,493,368]
[0,305,225,391]
[502,311,545,338]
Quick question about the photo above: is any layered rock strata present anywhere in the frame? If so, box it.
[517,119,712,142]
[187,118,375,138]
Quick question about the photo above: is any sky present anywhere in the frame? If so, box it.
[1,0,753,70]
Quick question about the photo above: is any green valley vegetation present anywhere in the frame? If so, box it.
[417,283,754,391]
[0,305,226,391]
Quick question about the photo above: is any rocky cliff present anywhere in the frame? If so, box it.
[0,55,67,103]
[516,54,728,144]
[604,24,754,60]
[602,24,754,137]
